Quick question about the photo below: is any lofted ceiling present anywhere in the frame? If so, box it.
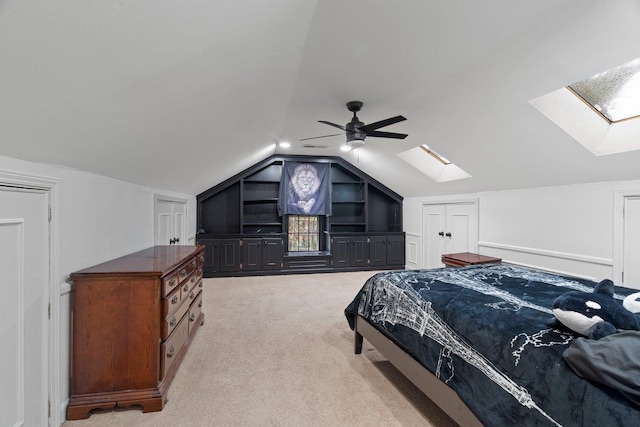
[1,0,640,197]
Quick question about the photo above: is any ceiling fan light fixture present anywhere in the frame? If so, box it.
[340,144,352,152]
[347,138,365,148]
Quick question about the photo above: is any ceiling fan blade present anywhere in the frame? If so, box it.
[299,133,344,141]
[365,130,408,139]
[359,115,406,133]
[318,120,347,131]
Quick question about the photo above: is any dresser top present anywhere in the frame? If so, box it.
[71,245,204,277]
[441,252,502,265]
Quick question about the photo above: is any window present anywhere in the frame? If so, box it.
[568,57,640,123]
[287,215,320,252]
[530,57,640,156]
[397,145,471,183]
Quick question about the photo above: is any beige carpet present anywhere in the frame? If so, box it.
[63,271,459,427]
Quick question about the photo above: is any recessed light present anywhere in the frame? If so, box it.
[279,141,291,148]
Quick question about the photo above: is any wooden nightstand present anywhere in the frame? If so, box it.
[441,252,502,268]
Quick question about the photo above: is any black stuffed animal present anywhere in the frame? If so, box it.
[549,279,640,340]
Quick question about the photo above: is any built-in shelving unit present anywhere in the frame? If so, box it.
[196,155,404,277]
[330,164,366,233]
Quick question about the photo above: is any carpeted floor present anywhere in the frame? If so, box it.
[63,271,459,427]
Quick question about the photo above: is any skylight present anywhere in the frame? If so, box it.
[530,57,640,157]
[568,58,640,123]
[420,144,451,165]
[398,145,470,183]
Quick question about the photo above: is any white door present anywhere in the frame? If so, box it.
[446,203,475,254]
[0,187,49,427]
[422,205,446,269]
[623,196,640,289]
[154,198,187,245]
[422,203,477,268]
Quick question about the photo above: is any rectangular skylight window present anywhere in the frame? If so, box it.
[568,57,640,123]
[420,144,450,165]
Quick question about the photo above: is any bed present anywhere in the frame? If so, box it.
[344,263,640,427]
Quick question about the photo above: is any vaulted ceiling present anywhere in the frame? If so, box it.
[2,1,640,197]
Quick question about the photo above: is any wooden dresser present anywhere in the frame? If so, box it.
[67,245,205,420]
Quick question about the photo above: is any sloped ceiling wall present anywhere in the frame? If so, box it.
[1,1,639,197]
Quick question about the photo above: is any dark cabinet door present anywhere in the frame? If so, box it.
[263,237,284,270]
[242,238,263,271]
[219,239,241,272]
[332,236,351,267]
[198,239,220,274]
[351,236,369,267]
[386,235,405,265]
[369,236,387,266]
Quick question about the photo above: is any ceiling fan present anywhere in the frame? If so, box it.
[301,101,407,148]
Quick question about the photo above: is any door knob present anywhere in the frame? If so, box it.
[445,232,452,237]
[438,231,444,237]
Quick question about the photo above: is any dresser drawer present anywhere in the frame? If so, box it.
[188,291,203,335]
[177,256,198,283]
[161,315,189,379]
[162,271,180,298]
[162,299,189,339]
[164,287,181,317]
[179,275,192,302]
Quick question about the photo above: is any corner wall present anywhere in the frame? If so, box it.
[0,154,196,425]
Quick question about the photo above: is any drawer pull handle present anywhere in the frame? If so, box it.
[169,317,177,327]
[189,313,195,322]
[180,268,187,277]
[190,276,196,284]
[167,346,174,359]
[198,301,203,308]
[171,295,178,305]
[168,279,176,288]
[191,260,197,268]
[190,291,195,300]
[183,284,189,293]
[199,282,203,289]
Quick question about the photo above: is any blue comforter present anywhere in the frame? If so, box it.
[345,264,640,427]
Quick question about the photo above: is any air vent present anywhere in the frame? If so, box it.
[303,144,328,149]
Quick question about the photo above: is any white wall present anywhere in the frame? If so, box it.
[404,180,640,282]
[0,154,196,425]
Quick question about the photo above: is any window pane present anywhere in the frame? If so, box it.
[569,58,640,122]
[287,215,320,252]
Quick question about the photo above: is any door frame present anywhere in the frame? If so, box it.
[613,190,640,285]
[420,197,478,269]
[0,170,60,426]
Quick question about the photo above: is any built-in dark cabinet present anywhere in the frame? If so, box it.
[332,235,369,268]
[196,155,404,276]
[262,237,285,270]
[242,236,284,271]
[370,234,405,266]
[199,238,241,274]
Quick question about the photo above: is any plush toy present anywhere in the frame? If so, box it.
[549,279,640,340]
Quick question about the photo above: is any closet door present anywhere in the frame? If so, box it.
[422,203,477,269]
[422,205,446,269]
[155,197,187,245]
[445,203,475,254]
[0,187,50,427]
